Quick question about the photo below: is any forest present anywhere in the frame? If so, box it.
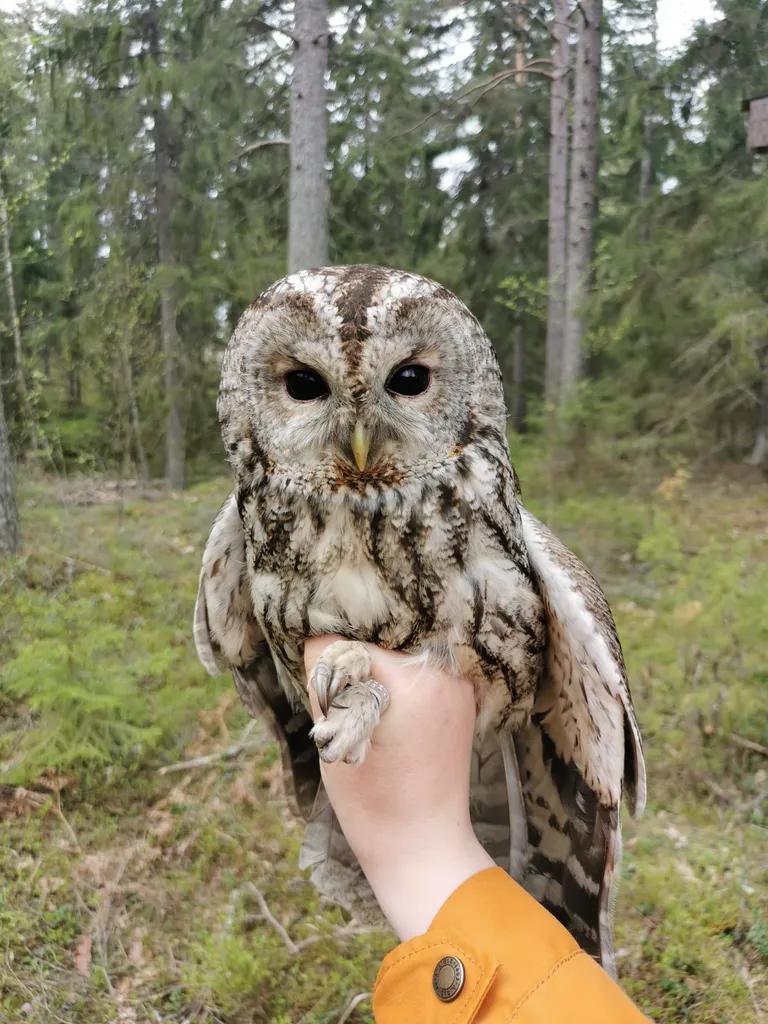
[0,1,767,1022]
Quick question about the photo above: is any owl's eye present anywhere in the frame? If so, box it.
[386,364,431,397]
[284,368,329,401]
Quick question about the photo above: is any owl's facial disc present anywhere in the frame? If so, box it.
[271,344,445,476]
[246,300,475,480]
[224,271,507,484]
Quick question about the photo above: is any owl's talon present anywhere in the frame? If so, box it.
[308,640,385,764]
[313,729,330,750]
[311,679,384,764]
[311,661,332,715]
[309,639,373,717]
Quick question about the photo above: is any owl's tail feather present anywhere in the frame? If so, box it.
[469,730,514,871]
[512,719,620,975]
[469,731,531,881]
[299,783,383,923]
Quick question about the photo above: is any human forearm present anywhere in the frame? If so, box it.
[304,637,493,939]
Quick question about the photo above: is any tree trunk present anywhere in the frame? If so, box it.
[68,366,81,408]
[746,351,768,466]
[288,0,329,272]
[149,4,185,489]
[639,118,652,200]
[0,350,20,555]
[561,0,602,399]
[511,324,526,432]
[509,1,528,433]
[638,1,658,205]
[122,340,149,482]
[0,163,34,445]
[545,0,570,407]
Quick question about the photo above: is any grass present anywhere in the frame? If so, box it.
[1,453,767,1022]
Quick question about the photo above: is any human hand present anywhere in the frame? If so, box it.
[304,636,494,940]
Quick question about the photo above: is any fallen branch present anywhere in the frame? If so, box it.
[730,733,768,757]
[337,991,371,1024]
[294,923,375,952]
[244,883,376,955]
[157,722,261,775]
[703,778,731,804]
[53,792,81,852]
[246,883,299,954]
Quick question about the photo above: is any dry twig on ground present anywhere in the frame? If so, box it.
[157,721,261,775]
[337,991,371,1024]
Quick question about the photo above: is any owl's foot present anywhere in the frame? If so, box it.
[309,641,390,764]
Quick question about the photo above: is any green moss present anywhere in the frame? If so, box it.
[183,933,273,1014]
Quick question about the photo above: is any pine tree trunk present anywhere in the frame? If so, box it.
[545,0,570,407]
[149,4,185,489]
[0,163,34,445]
[288,0,329,273]
[561,0,602,399]
[0,353,20,555]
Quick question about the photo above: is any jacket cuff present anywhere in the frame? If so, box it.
[374,931,499,1024]
[372,866,580,1024]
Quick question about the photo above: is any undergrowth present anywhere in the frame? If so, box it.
[1,455,767,1022]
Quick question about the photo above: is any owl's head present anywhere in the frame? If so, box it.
[219,265,507,487]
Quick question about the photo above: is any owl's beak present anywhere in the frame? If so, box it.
[350,421,371,471]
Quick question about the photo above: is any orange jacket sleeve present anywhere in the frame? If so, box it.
[372,867,650,1024]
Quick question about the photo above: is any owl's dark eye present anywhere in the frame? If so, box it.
[386,364,431,397]
[284,368,329,401]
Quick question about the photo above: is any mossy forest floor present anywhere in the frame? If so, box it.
[1,449,767,1023]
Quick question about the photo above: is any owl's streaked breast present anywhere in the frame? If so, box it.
[238,447,546,720]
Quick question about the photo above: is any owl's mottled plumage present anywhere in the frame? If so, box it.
[194,265,645,971]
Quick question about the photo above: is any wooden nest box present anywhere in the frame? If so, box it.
[742,93,768,153]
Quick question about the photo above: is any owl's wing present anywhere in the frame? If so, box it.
[194,497,379,913]
[513,507,646,975]
[193,494,319,817]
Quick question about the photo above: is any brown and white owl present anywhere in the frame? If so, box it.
[193,265,645,972]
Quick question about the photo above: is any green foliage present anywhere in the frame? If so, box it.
[497,273,548,323]
[2,0,768,472]
[0,475,225,785]
[517,441,768,790]
[747,917,768,962]
[182,933,272,1015]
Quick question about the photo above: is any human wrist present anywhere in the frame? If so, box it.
[361,829,494,941]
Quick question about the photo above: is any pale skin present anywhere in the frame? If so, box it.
[304,635,494,941]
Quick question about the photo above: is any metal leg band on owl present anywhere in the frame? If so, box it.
[367,679,390,713]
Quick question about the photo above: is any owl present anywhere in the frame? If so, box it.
[194,265,645,972]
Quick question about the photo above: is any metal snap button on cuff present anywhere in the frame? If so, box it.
[432,955,465,1002]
